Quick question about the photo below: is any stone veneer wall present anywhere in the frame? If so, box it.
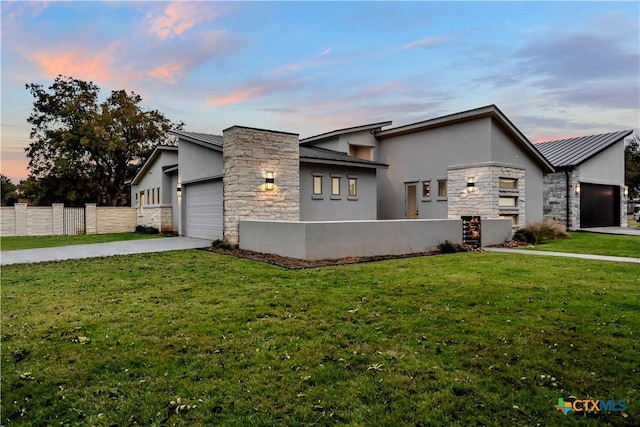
[136,205,173,232]
[97,207,137,234]
[620,188,628,228]
[223,126,300,245]
[447,164,526,228]
[542,169,579,229]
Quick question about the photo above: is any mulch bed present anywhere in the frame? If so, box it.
[200,246,440,269]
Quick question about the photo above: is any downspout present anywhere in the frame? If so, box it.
[564,169,570,230]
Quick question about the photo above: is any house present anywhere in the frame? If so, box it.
[536,130,633,228]
[133,104,633,251]
[300,105,554,228]
[130,145,178,232]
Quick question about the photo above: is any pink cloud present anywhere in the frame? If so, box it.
[207,87,264,106]
[400,36,446,51]
[146,2,220,40]
[30,48,115,82]
[147,62,184,84]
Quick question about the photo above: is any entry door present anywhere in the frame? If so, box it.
[406,184,418,219]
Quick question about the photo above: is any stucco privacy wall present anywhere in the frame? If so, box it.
[1,204,137,236]
[239,219,512,260]
[223,126,300,244]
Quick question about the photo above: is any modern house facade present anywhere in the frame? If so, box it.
[131,104,633,252]
[536,130,632,229]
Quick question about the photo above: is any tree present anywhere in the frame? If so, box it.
[25,75,183,206]
[1,174,18,205]
[626,134,640,200]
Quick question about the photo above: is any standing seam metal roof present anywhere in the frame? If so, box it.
[171,130,223,147]
[535,130,633,168]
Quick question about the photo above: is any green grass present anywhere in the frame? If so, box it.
[522,232,640,258]
[2,251,638,426]
[0,233,162,251]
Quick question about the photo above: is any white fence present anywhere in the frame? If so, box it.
[1,203,137,237]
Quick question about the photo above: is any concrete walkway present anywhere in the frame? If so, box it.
[577,226,640,236]
[1,237,212,266]
[484,247,640,263]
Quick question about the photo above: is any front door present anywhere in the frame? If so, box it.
[406,184,418,219]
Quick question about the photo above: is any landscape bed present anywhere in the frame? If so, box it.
[2,249,638,425]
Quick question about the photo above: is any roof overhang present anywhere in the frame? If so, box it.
[300,121,392,146]
[171,130,223,152]
[376,105,555,173]
[299,157,388,169]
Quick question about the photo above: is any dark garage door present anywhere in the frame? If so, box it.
[580,183,620,228]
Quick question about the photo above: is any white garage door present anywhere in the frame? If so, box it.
[184,180,223,240]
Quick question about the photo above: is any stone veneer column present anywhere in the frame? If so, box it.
[223,126,300,245]
[85,203,97,234]
[52,203,64,235]
[14,203,27,236]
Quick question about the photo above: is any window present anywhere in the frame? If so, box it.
[348,177,357,197]
[152,188,155,205]
[422,181,431,199]
[348,144,373,160]
[437,180,447,198]
[135,193,138,204]
[499,197,517,207]
[313,176,323,195]
[157,187,161,204]
[331,176,341,196]
[499,178,518,189]
[500,215,519,226]
[146,189,150,203]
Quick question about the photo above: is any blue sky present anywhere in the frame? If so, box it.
[2,1,639,183]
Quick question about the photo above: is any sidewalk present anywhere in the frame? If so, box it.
[484,247,640,263]
[1,237,212,266]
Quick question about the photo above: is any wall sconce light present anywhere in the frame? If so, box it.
[624,186,628,199]
[176,186,182,195]
[265,171,275,190]
[466,176,477,193]
[575,183,581,194]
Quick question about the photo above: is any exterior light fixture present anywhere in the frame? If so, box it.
[466,176,477,193]
[624,186,628,199]
[265,171,275,190]
[575,183,581,194]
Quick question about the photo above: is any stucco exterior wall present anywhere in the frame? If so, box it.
[299,163,377,221]
[377,117,492,220]
[179,141,223,183]
[240,219,512,260]
[579,141,625,185]
[223,126,300,244]
[131,150,178,208]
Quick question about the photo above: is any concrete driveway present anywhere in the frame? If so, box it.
[1,237,212,266]
[578,227,640,236]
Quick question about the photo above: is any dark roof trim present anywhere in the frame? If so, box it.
[131,145,178,185]
[300,146,388,169]
[162,164,179,174]
[300,121,392,145]
[376,104,554,173]
[181,174,224,186]
[535,130,633,168]
[223,125,298,136]
[171,130,223,151]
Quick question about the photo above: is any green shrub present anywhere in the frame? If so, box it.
[211,239,232,250]
[135,225,159,234]
[513,228,536,244]
[437,240,467,254]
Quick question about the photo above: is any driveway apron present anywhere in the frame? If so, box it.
[1,237,211,266]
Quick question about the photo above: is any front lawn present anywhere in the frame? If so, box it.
[0,232,162,251]
[2,251,638,425]
[521,232,640,258]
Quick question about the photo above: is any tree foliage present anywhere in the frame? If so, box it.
[1,174,18,205]
[25,76,183,206]
[625,134,640,200]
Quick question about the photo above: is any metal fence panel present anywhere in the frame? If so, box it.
[63,207,86,235]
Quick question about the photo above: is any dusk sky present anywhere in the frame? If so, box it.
[2,1,639,183]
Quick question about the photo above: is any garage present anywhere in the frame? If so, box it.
[183,179,223,240]
[580,183,620,228]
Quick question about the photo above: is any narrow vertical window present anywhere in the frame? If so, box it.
[157,187,161,204]
[313,176,322,195]
[422,181,431,198]
[437,180,447,198]
[331,176,341,196]
[348,178,357,197]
